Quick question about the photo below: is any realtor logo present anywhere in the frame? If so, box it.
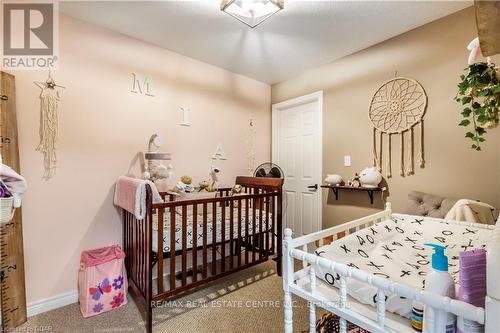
[1,1,59,70]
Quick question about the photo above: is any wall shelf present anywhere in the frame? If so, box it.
[321,184,384,204]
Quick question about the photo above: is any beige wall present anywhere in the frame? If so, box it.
[272,8,500,228]
[9,15,271,304]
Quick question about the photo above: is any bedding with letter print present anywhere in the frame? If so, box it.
[152,207,272,253]
[313,214,492,318]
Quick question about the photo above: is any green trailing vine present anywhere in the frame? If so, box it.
[455,62,500,150]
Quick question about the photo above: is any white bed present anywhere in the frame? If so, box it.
[282,203,500,333]
[313,213,491,318]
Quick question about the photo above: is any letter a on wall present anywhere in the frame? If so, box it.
[212,144,227,160]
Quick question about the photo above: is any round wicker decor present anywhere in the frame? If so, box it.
[369,77,427,134]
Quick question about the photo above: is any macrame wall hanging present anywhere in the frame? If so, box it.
[369,76,427,178]
[34,71,65,180]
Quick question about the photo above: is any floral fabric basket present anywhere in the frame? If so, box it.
[78,245,127,317]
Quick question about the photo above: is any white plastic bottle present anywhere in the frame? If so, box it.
[422,243,456,333]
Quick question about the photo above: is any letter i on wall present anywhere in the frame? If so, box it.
[180,107,190,126]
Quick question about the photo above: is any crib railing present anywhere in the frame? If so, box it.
[282,203,488,333]
[150,188,281,302]
[123,192,153,332]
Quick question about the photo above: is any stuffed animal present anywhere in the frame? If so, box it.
[359,167,382,188]
[197,180,217,192]
[348,173,361,188]
[198,180,210,192]
[324,174,343,186]
[172,175,194,193]
[181,175,191,184]
[467,37,482,65]
[231,184,243,195]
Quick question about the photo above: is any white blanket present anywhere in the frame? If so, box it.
[314,214,492,318]
[0,162,27,208]
[445,199,497,225]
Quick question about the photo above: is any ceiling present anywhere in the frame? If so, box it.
[60,1,471,84]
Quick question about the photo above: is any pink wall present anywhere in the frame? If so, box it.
[10,15,271,305]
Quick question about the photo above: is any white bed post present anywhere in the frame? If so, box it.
[339,275,348,333]
[385,202,392,217]
[309,265,317,332]
[302,244,309,269]
[376,289,386,329]
[485,222,500,333]
[283,228,294,333]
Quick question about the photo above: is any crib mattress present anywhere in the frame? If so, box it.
[313,214,492,318]
[152,208,272,253]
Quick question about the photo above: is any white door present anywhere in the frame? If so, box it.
[272,91,323,235]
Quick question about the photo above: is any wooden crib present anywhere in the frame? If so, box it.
[122,176,283,333]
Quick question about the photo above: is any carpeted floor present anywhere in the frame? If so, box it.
[19,262,318,333]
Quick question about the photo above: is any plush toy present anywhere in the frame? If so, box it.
[197,180,218,193]
[172,175,194,193]
[198,180,210,192]
[348,173,361,188]
[467,37,483,65]
[231,184,243,195]
[359,167,382,188]
[181,175,191,184]
[324,174,343,186]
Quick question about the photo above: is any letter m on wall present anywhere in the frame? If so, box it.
[131,73,155,97]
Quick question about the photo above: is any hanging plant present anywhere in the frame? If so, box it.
[456,62,500,151]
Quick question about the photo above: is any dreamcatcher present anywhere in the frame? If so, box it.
[369,77,427,178]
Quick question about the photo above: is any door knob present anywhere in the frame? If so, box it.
[307,184,318,190]
[0,95,8,101]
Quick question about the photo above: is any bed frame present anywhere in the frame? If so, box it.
[122,176,283,333]
[283,203,500,333]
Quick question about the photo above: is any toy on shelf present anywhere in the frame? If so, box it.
[347,173,361,188]
[359,166,382,188]
[324,174,343,186]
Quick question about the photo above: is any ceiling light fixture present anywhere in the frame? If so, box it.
[221,0,284,28]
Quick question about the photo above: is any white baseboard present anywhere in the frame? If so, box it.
[27,290,79,317]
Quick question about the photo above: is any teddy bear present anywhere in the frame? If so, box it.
[172,175,194,193]
[198,180,217,192]
[231,184,243,195]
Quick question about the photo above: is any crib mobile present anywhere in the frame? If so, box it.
[369,76,427,178]
[143,134,172,182]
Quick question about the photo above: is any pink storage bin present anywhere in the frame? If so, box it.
[78,245,128,317]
